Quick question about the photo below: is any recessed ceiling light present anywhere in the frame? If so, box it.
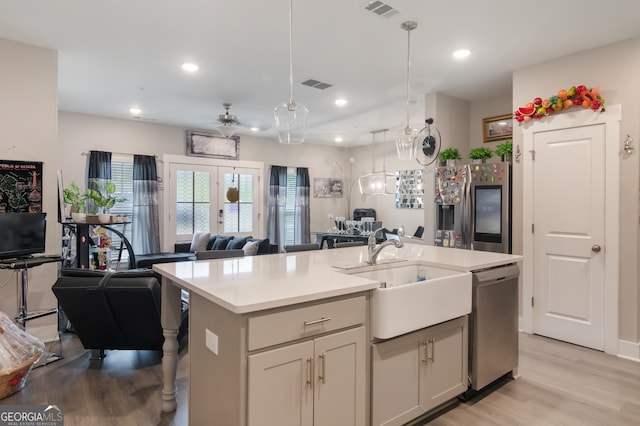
[335,99,348,107]
[250,127,260,132]
[452,49,470,59]
[335,136,343,143]
[181,63,199,72]
[129,107,141,115]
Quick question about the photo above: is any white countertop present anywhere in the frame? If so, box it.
[153,243,522,314]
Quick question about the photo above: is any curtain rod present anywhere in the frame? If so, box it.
[81,151,160,160]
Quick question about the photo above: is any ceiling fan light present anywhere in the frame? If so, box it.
[274,101,308,144]
[218,124,237,138]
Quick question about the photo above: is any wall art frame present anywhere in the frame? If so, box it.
[313,178,343,198]
[482,114,513,143]
[395,169,424,209]
[186,130,239,160]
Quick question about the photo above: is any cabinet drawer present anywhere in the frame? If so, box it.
[248,295,366,351]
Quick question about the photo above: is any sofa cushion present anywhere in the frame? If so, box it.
[242,240,260,256]
[248,237,272,255]
[212,235,233,250]
[227,236,250,250]
[190,232,210,252]
[206,235,218,250]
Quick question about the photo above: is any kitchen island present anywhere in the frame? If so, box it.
[154,243,522,425]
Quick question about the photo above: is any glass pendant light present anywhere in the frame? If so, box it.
[274,0,308,144]
[358,130,396,196]
[395,21,418,160]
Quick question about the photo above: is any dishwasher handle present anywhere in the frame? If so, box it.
[472,264,519,286]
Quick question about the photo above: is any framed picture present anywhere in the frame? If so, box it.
[186,130,239,160]
[482,114,513,143]
[313,178,343,198]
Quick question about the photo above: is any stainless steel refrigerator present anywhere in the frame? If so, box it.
[434,162,512,254]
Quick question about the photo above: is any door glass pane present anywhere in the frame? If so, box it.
[194,203,210,233]
[176,203,193,235]
[194,171,210,202]
[175,170,211,234]
[222,172,254,233]
[176,170,193,202]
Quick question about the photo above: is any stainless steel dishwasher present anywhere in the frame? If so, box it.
[467,263,520,394]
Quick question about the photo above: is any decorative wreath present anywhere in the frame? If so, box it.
[514,84,605,123]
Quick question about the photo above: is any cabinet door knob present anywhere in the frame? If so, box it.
[592,244,601,253]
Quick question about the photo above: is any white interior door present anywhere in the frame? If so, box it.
[532,124,605,350]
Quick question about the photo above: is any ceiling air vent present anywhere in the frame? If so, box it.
[301,79,333,90]
[364,1,399,18]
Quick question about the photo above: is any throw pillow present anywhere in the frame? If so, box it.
[227,236,250,250]
[190,232,210,252]
[206,235,218,250]
[248,238,271,254]
[212,235,233,250]
[242,240,260,256]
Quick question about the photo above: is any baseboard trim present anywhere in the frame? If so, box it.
[617,339,640,362]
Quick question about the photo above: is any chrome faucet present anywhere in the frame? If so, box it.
[367,227,404,265]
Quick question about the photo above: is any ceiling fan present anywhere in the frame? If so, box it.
[217,102,240,138]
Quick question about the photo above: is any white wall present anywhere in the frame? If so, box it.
[513,38,640,344]
[348,138,425,236]
[0,39,58,341]
[59,112,354,238]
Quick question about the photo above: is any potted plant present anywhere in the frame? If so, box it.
[439,148,462,167]
[63,182,87,222]
[469,147,494,163]
[86,180,126,223]
[495,140,513,162]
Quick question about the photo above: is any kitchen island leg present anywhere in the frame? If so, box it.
[160,277,182,412]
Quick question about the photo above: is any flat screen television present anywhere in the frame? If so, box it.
[0,212,46,260]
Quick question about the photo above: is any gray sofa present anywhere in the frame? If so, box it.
[134,235,276,269]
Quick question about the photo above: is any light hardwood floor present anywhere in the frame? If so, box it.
[4,332,640,425]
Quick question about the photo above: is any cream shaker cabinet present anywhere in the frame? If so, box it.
[188,292,368,426]
[371,316,468,426]
[248,326,366,426]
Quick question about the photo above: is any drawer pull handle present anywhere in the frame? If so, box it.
[304,317,332,327]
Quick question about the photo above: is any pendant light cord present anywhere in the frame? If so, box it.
[405,29,411,132]
[401,21,417,135]
[288,0,295,107]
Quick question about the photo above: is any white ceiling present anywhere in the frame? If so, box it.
[2,0,640,147]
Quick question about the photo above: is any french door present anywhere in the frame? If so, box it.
[169,163,260,243]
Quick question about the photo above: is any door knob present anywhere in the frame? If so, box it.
[591,244,601,253]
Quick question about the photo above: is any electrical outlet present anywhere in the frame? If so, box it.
[205,328,219,355]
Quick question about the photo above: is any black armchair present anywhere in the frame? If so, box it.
[52,269,188,359]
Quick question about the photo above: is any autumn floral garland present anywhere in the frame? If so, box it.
[514,85,605,123]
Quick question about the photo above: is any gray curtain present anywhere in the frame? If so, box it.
[267,165,287,252]
[132,155,160,254]
[294,167,310,244]
[87,150,111,214]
